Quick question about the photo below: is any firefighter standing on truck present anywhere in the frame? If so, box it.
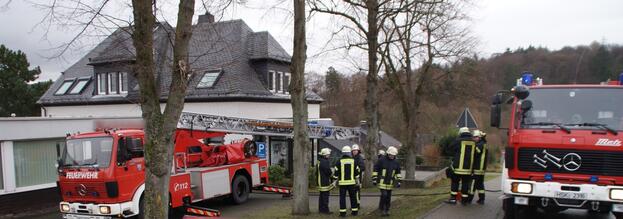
[372,146,401,217]
[472,130,488,204]
[351,144,365,209]
[446,127,476,205]
[334,146,361,217]
[317,148,335,214]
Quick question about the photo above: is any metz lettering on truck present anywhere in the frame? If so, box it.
[595,138,622,147]
[66,172,99,179]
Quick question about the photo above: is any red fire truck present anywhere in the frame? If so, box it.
[57,112,357,218]
[491,73,623,218]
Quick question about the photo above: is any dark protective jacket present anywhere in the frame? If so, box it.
[317,157,335,191]
[473,139,488,175]
[372,157,402,190]
[334,156,360,186]
[450,133,476,175]
[353,153,366,173]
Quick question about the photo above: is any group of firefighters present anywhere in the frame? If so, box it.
[313,126,488,216]
[316,144,402,217]
[446,127,489,205]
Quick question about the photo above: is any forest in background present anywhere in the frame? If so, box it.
[307,42,623,164]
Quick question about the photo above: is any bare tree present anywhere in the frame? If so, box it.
[309,0,416,187]
[30,0,236,217]
[290,0,310,214]
[378,0,475,180]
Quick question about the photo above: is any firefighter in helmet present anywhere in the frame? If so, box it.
[351,144,365,208]
[446,127,476,205]
[378,149,386,160]
[334,146,361,217]
[317,148,335,214]
[472,130,488,204]
[372,146,401,217]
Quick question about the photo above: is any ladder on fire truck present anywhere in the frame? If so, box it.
[177,112,359,140]
[177,112,357,218]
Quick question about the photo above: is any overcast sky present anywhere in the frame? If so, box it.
[1,0,622,82]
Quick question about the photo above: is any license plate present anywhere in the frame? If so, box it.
[555,191,587,200]
[63,214,111,219]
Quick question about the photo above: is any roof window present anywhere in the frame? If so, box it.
[54,79,75,95]
[197,70,222,88]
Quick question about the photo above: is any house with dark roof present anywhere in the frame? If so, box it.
[38,13,322,119]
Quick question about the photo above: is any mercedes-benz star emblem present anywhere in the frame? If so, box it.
[78,184,88,196]
[562,153,582,171]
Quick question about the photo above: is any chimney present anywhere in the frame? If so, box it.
[198,12,215,24]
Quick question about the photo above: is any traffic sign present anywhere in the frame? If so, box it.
[456,108,478,128]
[256,142,266,158]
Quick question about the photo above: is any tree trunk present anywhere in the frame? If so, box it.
[362,0,379,188]
[290,0,310,215]
[131,0,195,218]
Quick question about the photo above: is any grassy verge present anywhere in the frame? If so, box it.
[245,173,500,219]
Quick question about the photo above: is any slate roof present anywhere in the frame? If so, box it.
[39,19,323,105]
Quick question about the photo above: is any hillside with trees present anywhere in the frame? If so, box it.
[308,42,623,164]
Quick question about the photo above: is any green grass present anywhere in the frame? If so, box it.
[245,173,500,219]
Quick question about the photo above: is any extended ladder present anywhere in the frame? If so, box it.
[177,112,358,139]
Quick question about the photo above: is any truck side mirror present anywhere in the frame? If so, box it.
[490,94,503,127]
[117,137,130,165]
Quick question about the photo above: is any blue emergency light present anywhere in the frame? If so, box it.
[619,72,623,85]
[521,72,534,85]
[544,173,553,181]
[590,176,599,183]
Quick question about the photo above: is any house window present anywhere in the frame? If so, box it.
[197,70,221,88]
[120,72,128,93]
[268,71,275,91]
[283,73,291,94]
[97,72,128,95]
[54,80,75,95]
[68,78,90,94]
[267,71,291,94]
[13,139,62,188]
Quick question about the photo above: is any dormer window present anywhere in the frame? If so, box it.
[55,79,75,95]
[268,70,291,94]
[97,72,128,95]
[68,77,91,94]
[197,70,222,88]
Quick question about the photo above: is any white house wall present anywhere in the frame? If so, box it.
[44,102,321,119]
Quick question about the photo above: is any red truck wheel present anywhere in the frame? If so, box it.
[231,175,250,204]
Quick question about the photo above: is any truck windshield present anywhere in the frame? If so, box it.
[521,88,623,131]
[61,137,114,168]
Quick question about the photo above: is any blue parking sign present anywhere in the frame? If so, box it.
[256,142,266,158]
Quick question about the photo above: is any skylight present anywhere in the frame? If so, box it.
[68,78,91,94]
[197,70,221,88]
[55,80,75,95]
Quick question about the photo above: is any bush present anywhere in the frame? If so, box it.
[308,165,317,188]
[268,165,286,184]
[438,128,458,157]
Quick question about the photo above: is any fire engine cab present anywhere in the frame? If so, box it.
[56,112,357,218]
[491,73,623,218]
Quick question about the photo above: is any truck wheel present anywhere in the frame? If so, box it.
[231,175,250,204]
[503,198,517,219]
[138,196,145,219]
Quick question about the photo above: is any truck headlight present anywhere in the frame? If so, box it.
[99,206,111,214]
[611,189,623,200]
[511,182,533,194]
[60,204,70,212]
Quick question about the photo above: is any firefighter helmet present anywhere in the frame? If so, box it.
[342,146,352,153]
[378,150,386,156]
[319,148,331,156]
[472,130,483,137]
[458,127,470,135]
[387,146,398,156]
[351,144,360,151]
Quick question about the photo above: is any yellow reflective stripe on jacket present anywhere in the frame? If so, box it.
[474,145,487,175]
[339,158,356,185]
[453,141,475,174]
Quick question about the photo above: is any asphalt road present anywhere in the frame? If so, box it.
[421,176,616,219]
